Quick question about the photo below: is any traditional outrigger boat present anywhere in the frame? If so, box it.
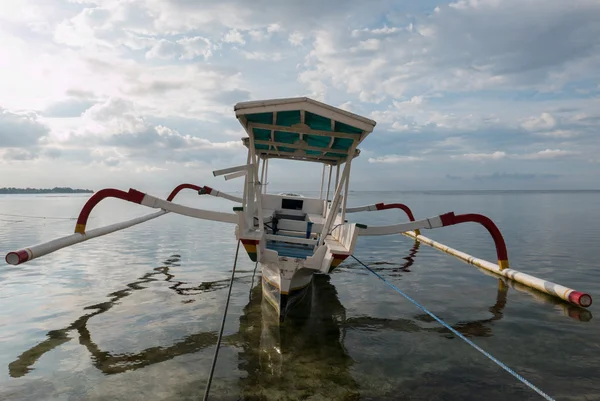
[5,97,592,325]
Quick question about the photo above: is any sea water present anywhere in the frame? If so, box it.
[0,190,599,400]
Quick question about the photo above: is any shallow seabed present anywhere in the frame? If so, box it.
[1,190,599,400]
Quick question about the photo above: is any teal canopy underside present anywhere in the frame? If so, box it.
[244,110,363,162]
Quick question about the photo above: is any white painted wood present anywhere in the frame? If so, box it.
[346,204,379,212]
[324,237,348,254]
[260,156,266,185]
[255,154,261,184]
[319,164,326,199]
[224,170,247,181]
[213,164,250,177]
[247,134,258,230]
[306,213,326,224]
[341,160,351,224]
[333,223,359,254]
[242,151,250,212]
[275,219,323,233]
[274,229,318,237]
[325,165,333,202]
[265,234,317,245]
[207,189,242,203]
[252,151,264,232]
[357,215,445,236]
[5,211,167,265]
[402,232,587,307]
[261,194,324,215]
[264,158,269,193]
[320,142,357,245]
[140,195,238,224]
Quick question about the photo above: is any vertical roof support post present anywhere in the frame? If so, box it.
[335,164,340,188]
[244,136,263,230]
[341,163,351,230]
[242,150,250,214]
[319,164,326,199]
[260,155,266,187]
[256,155,261,186]
[246,131,257,231]
[264,158,269,194]
[320,142,358,246]
[325,164,333,203]
[253,152,264,231]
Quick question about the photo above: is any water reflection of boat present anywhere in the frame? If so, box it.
[237,274,360,400]
[8,245,591,398]
[8,254,228,377]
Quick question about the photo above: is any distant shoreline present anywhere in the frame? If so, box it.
[0,187,94,194]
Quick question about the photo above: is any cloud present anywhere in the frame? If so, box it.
[368,155,423,163]
[223,29,246,45]
[299,0,600,101]
[103,157,120,167]
[134,165,167,173]
[445,174,463,180]
[533,129,579,138]
[43,148,62,159]
[0,148,38,161]
[0,108,49,148]
[43,98,96,118]
[515,149,581,160]
[521,112,557,131]
[451,151,506,161]
[145,36,212,60]
[241,51,283,61]
[289,31,304,46]
[1,0,599,190]
[473,172,561,181]
[445,172,561,181]
[448,149,580,162]
[103,125,242,152]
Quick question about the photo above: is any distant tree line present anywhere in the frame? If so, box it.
[0,187,94,194]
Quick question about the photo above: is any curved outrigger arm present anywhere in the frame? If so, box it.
[357,211,508,267]
[199,186,243,203]
[74,188,237,234]
[355,210,592,309]
[5,186,238,266]
[346,202,421,234]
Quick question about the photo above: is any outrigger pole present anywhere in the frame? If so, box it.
[348,202,592,309]
[5,184,240,266]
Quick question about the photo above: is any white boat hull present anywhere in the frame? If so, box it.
[261,261,314,322]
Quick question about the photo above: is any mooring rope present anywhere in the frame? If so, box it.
[0,212,78,220]
[203,240,241,401]
[351,255,555,401]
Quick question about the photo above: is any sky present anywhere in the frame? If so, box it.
[1,0,599,193]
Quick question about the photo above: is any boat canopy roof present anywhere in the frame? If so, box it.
[235,97,376,165]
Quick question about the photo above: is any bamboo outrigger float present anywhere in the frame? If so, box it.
[4,97,592,323]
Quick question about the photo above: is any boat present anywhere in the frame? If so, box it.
[4,97,592,324]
